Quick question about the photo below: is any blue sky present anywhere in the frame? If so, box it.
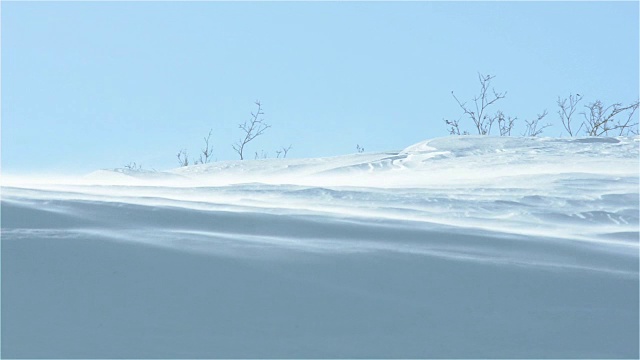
[2,1,638,174]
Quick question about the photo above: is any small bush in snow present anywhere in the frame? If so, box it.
[582,99,639,136]
[557,94,639,136]
[276,145,292,158]
[523,110,551,137]
[196,129,214,164]
[446,73,508,135]
[557,93,584,136]
[233,101,271,160]
[123,162,142,171]
[177,149,189,167]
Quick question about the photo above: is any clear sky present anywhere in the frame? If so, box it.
[2,1,638,174]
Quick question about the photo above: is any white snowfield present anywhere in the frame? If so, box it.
[2,136,638,358]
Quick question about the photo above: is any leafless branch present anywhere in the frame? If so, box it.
[124,162,142,171]
[496,111,517,136]
[582,100,639,136]
[522,110,551,137]
[451,73,506,135]
[198,129,214,164]
[281,145,292,158]
[444,118,462,135]
[557,93,583,136]
[254,150,268,159]
[177,149,189,167]
[232,101,271,160]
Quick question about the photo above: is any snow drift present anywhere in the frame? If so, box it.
[2,136,638,358]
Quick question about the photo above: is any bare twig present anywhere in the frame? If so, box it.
[496,111,517,136]
[281,145,292,158]
[177,149,189,167]
[557,94,583,136]
[232,101,271,160]
[444,118,462,135]
[124,162,142,171]
[451,73,506,135]
[198,129,214,164]
[582,100,639,136]
[254,150,268,159]
[523,110,551,137]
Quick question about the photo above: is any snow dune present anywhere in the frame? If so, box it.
[2,136,638,358]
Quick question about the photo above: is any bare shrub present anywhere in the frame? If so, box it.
[582,100,639,136]
[496,111,517,136]
[198,129,214,164]
[444,118,468,135]
[557,94,584,136]
[523,110,551,137]
[177,149,189,167]
[450,73,507,135]
[281,145,292,158]
[124,162,142,171]
[233,101,271,160]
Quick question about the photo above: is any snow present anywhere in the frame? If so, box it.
[2,136,638,358]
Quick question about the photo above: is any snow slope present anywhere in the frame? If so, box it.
[2,136,638,358]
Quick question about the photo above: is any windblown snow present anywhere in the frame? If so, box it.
[2,136,638,358]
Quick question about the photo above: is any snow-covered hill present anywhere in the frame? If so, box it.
[89,135,639,187]
[2,136,638,358]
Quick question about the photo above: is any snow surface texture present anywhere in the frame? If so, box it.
[2,136,639,358]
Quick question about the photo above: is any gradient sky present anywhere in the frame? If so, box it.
[2,1,638,174]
